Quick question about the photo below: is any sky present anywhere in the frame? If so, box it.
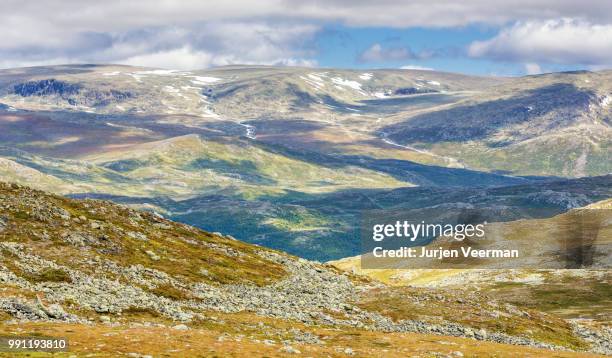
[2,0,612,75]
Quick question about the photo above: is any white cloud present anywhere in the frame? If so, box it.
[468,18,612,66]
[359,44,416,62]
[2,2,612,69]
[274,58,318,67]
[0,57,78,70]
[400,64,434,71]
[119,47,214,70]
[0,21,319,70]
[282,0,612,28]
[118,47,317,71]
[2,1,610,34]
[524,63,542,75]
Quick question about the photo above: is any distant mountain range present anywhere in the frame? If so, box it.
[0,64,610,260]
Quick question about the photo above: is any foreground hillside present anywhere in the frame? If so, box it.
[0,182,610,356]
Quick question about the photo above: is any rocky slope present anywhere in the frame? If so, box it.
[0,182,610,356]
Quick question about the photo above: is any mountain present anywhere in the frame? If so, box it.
[0,182,610,356]
[0,64,610,260]
[1,65,608,178]
[383,71,612,177]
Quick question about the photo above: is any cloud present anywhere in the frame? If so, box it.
[2,2,612,69]
[3,1,609,32]
[0,21,320,70]
[282,0,612,27]
[468,18,612,66]
[400,64,434,71]
[358,44,416,62]
[524,63,542,75]
[119,46,214,70]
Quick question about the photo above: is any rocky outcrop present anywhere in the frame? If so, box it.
[13,79,81,97]
[12,78,133,107]
[394,87,438,95]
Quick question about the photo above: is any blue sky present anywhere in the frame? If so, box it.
[316,24,499,73]
[315,24,585,75]
[1,1,612,75]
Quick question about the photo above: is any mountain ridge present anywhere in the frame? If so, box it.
[0,64,609,259]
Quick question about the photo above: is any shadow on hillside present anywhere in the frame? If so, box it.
[67,175,612,261]
[381,83,596,145]
[0,109,269,157]
[252,140,549,187]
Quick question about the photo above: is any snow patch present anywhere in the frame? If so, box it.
[373,92,387,98]
[136,69,183,76]
[307,73,325,82]
[330,77,368,96]
[300,75,325,90]
[163,86,179,93]
[331,77,363,90]
[127,69,192,82]
[181,86,201,92]
[128,74,143,82]
[359,73,373,81]
[190,76,221,85]
[240,123,256,139]
[201,106,219,118]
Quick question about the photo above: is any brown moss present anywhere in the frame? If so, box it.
[23,268,72,284]
[121,306,161,318]
[150,284,192,301]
